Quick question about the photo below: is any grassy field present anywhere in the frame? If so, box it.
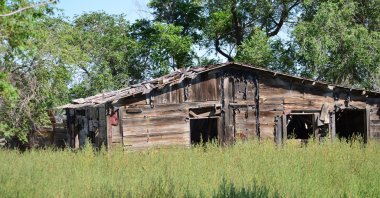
[0,139,380,198]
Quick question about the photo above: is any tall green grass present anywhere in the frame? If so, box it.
[0,139,379,197]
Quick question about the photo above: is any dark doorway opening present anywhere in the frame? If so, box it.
[286,114,314,139]
[190,118,218,144]
[335,109,366,140]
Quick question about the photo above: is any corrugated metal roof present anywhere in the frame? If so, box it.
[57,62,379,109]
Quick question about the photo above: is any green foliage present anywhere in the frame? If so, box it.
[149,0,379,89]
[0,140,380,197]
[0,72,19,140]
[0,7,194,140]
[0,2,74,140]
[70,12,194,97]
[155,23,193,69]
[294,0,380,88]
[235,29,273,67]
[148,0,204,42]
[269,39,298,75]
[149,0,301,62]
[0,72,18,101]
[70,12,140,96]
[131,19,193,77]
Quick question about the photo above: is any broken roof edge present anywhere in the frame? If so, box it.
[57,62,380,109]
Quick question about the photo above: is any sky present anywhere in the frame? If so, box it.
[56,0,151,21]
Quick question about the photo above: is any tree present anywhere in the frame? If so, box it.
[130,19,193,77]
[293,0,380,88]
[69,12,193,97]
[205,0,301,61]
[0,0,56,17]
[148,0,204,42]
[149,0,301,67]
[70,12,141,97]
[235,29,272,66]
[0,1,79,141]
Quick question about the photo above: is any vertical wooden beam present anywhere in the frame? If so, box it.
[98,104,107,149]
[330,112,336,140]
[282,114,287,142]
[254,77,260,140]
[118,109,124,148]
[365,106,370,143]
[217,117,223,145]
[313,113,318,140]
[106,113,111,150]
[65,109,73,148]
[85,108,90,146]
[185,107,191,146]
[274,116,282,144]
[223,77,233,144]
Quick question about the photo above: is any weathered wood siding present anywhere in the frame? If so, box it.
[113,64,380,149]
[367,98,380,139]
[189,73,220,102]
[257,70,377,141]
[234,107,257,139]
[121,102,190,150]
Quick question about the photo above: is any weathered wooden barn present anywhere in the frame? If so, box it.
[58,62,380,150]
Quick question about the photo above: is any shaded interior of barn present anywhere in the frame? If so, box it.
[286,114,314,139]
[190,118,218,144]
[335,109,366,140]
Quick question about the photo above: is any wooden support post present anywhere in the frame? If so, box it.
[217,117,223,144]
[330,112,336,140]
[106,114,111,149]
[282,114,287,142]
[254,78,260,140]
[274,116,282,144]
[365,106,370,143]
[223,77,234,144]
[118,109,124,148]
[98,104,107,149]
[313,113,318,140]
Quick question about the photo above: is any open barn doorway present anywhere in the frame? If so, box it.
[190,118,218,144]
[286,114,315,140]
[335,109,366,140]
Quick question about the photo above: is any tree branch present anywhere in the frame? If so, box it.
[267,0,300,37]
[80,66,91,78]
[215,37,234,62]
[230,1,243,46]
[0,0,57,17]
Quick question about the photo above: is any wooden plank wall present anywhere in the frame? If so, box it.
[97,105,107,147]
[189,73,220,102]
[234,107,257,139]
[121,103,190,150]
[118,73,221,150]
[110,118,122,147]
[113,66,380,150]
[154,83,184,104]
[258,72,380,141]
[367,98,380,139]
[230,77,258,140]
